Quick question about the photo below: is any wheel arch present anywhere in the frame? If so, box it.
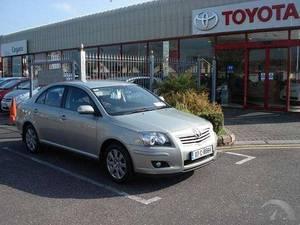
[99,139,134,168]
[100,139,126,158]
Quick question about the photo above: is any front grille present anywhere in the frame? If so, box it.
[179,128,211,145]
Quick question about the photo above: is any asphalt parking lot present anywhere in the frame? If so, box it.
[0,130,299,225]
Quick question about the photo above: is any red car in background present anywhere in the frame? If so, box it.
[0,78,28,103]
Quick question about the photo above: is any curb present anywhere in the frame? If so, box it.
[235,140,300,145]
[217,128,235,146]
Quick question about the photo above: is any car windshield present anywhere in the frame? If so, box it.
[92,85,169,116]
[0,79,20,89]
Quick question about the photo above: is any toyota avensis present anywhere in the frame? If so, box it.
[16,81,217,183]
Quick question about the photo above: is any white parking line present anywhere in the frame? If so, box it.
[1,147,162,205]
[0,138,22,143]
[225,152,256,165]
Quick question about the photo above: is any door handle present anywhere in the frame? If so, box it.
[33,108,38,113]
[60,115,67,121]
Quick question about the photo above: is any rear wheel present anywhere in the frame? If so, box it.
[104,143,133,183]
[24,125,40,153]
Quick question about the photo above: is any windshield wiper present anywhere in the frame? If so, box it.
[112,107,155,116]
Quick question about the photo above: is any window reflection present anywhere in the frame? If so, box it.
[99,45,121,55]
[289,46,300,110]
[248,31,288,42]
[123,43,147,56]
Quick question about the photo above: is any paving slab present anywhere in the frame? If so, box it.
[224,108,300,145]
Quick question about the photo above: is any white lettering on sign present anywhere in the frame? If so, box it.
[1,40,27,57]
[192,0,300,35]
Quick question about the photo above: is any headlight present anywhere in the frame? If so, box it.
[140,132,171,147]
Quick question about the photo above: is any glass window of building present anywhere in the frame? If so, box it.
[33,53,46,77]
[180,37,215,89]
[62,50,80,76]
[149,40,179,78]
[149,41,163,58]
[99,45,121,55]
[34,53,47,62]
[217,34,246,44]
[180,37,215,62]
[291,30,300,40]
[12,56,22,77]
[0,57,2,76]
[86,48,98,79]
[248,31,288,42]
[122,43,147,57]
[47,51,61,70]
[3,57,12,76]
[22,56,32,77]
[217,49,245,106]
[148,40,178,59]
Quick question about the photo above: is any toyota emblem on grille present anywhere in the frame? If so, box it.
[194,11,219,31]
[193,129,202,138]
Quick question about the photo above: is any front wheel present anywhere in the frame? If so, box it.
[24,125,40,154]
[104,144,133,183]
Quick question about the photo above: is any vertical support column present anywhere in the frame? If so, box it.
[80,44,86,82]
[72,61,76,80]
[163,41,169,79]
[286,47,291,112]
[30,65,34,98]
[243,48,249,109]
[197,58,202,90]
[149,51,155,92]
[211,57,217,103]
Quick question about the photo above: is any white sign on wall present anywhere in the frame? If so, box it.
[1,40,27,57]
[192,0,300,35]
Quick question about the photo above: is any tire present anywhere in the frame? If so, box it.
[104,143,133,183]
[24,124,40,154]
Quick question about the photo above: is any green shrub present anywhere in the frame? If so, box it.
[157,73,196,95]
[158,73,224,134]
[198,112,224,135]
[162,90,224,134]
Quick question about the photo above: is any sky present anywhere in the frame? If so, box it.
[0,0,154,35]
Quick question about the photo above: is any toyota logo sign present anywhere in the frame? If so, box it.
[194,11,219,31]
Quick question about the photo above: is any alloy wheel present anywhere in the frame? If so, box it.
[106,149,127,180]
[25,127,38,153]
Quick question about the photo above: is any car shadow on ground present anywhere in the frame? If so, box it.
[0,140,195,200]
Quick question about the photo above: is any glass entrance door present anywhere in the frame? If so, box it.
[268,48,288,109]
[216,49,244,106]
[247,49,266,107]
[247,48,288,110]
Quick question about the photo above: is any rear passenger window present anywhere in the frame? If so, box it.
[43,87,65,107]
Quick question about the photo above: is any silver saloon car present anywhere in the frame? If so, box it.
[16,81,217,183]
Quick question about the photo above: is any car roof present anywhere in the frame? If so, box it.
[52,80,135,89]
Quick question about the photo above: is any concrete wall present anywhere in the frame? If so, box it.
[0,0,254,54]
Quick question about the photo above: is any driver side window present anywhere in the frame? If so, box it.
[65,87,93,112]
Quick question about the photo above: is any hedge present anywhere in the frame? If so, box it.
[158,73,224,134]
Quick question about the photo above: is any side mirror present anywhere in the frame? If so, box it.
[159,96,165,101]
[77,105,95,115]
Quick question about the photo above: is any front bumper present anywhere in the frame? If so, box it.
[128,133,218,175]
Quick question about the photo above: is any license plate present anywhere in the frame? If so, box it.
[191,146,213,161]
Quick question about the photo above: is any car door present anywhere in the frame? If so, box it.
[33,86,66,145]
[60,86,98,156]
